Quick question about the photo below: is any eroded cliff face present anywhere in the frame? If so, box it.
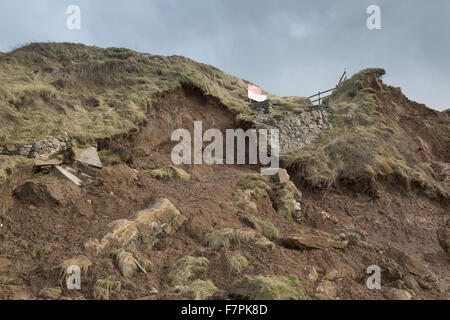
[0,45,448,300]
[0,86,448,301]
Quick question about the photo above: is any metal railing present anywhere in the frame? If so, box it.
[308,70,347,105]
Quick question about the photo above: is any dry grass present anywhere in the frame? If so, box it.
[147,166,191,181]
[243,216,279,240]
[227,252,249,274]
[230,275,306,300]
[204,228,257,249]
[92,278,121,300]
[168,256,209,287]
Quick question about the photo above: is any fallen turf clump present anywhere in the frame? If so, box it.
[226,252,249,274]
[229,275,306,300]
[147,166,191,181]
[93,278,121,300]
[168,256,219,300]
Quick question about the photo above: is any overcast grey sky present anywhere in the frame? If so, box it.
[0,0,449,110]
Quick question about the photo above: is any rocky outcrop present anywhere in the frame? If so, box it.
[279,231,348,251]
[250,100,331,155]
[1,135,72,159]
[387,247,436,282]
[74,147,103,169]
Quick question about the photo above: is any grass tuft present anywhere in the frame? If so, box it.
[230,275,306,300]
[227,252,249,274]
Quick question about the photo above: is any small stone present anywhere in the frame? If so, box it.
[75,147,102,169]
[280,232,348,251]
[316,281,337,300]
[404,276,420,292]
[54,166,83,187]
[384,288,412,300]
[305,266,318,283]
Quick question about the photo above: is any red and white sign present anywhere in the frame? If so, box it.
[248,84,267,102]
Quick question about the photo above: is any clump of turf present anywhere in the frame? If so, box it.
[93,278,121,300]
[204,228,257,249]
[204,228,275,251]
[31,246,46,261]
[168,256,209,286]
[229,275,306,300]
[59,256,92,284]
[39,287,62,300]
[168,256,219,300]
[243,216,279,240]
[147,166,190,181]
[227,252,249,274]
[237,174,271,198]
[98,149,129,163]
[173,279,219,300]
[271,181,300,220]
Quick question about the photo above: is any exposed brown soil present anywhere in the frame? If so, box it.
[0,87,448,300]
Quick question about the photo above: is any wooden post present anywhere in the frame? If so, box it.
[318,91,321,105]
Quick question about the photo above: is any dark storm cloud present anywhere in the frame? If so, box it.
[0,0,448,110]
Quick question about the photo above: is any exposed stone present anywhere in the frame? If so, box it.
[304,266,319,283]
[279,232,348,251]
[34,159,63,167]
[316,280,337,300]
[73,161,98,177]
[54,166,83,186]
[75,147,102,169]
[84,198,186,254]
[384,287,412,300]
[387,247,435,281]
[403,276,420,292]
[0,135,71,159]
[250,100,331,155]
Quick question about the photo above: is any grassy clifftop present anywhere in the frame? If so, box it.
[0,42,304,146]
[285,68,449,199]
